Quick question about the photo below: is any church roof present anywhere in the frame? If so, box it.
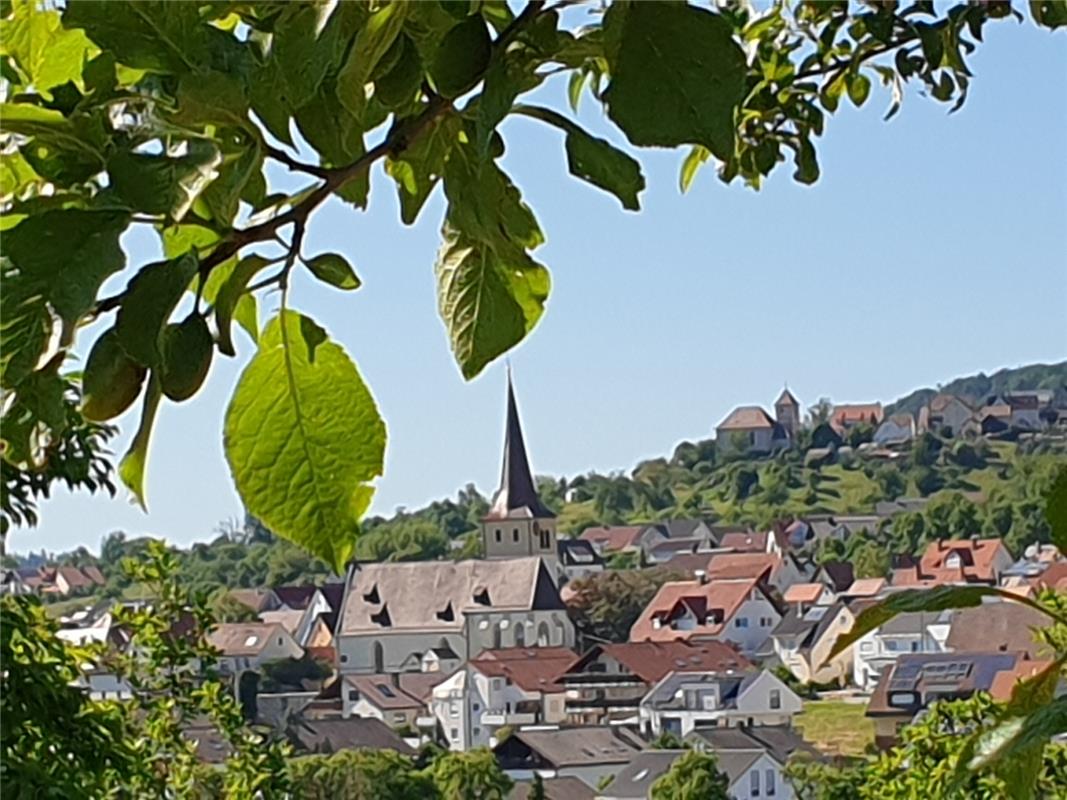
[775,387,799,407]
[485,375,555,521]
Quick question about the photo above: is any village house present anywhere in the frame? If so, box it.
[207,622,304,675]
[812,561,855,594]
[630,576,784,656]
[918,394,975,437]
[430,646,578,750]
[851,610,952,691]
[341,672,443,731]
[560,640,751,727]
[556,538,605,581]
[865,651,1039,748]
[830,403,884,434]
[944,601,1052,659]
[891,537,1014,586]
[706,551,810,594]
[578,525,656,557]
[715,405,788,455]
[638,669,802,737]
[334,556,574,674]
[873,413,916,446]
[493,726,643,789]
[771,600,856,686]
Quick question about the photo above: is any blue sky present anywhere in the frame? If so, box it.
[16,19,1066,556]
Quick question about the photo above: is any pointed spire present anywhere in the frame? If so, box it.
[485,371,555,521]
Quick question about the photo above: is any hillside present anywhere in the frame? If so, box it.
[886,361,1067,417]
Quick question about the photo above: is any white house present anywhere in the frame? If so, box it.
[605,746,795,800]
[429,646,576,751]
[852,610,952,691]
[639,669,802,738]
[630,577,784,657]
[873,414,916,446]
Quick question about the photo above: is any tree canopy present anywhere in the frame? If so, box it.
[2,0,1064,570]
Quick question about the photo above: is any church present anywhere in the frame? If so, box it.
[333,375,574,675]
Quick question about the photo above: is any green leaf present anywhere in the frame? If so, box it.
[793,138,819,185]
[161,223,219,260]
[108,143,222,221]
[201,143,261,225]
[81,328,148,421]
[1031,0,1067,29]
[824,586,1059,663]
[1045,466,1067,553]
[0,0,95,95]
[0,279,51,389]
[295,77,366,168]
[4,208,128,324]
[337,1,409,115]
[305,253,361,291]
[603,2,745,159]
[847,72,871,107]
[435,229,550,380]
[679,146,710,193]
[1,367,68,466]
[916,22,945,69]
[971,692,1067,800]
[62,1,246,75]
[114,252,199,368]
[385,110,461,225]
[430,15,491,99]
[273,1,348,105]
[224,311,386,573]
[172,70,250,129]
[158,315,213,402]
[374,34,423,110]
[214,255,271,357]
[119,374,162,510]
[515,105,644,211]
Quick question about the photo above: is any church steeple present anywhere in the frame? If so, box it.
[485,373,555,521]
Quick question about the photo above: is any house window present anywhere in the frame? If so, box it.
[860,642,874,653]
[770,689,781,710]
[340,653,349,663]
[886,640,898,651]
[540,530,551,549]
[735,617,749,628]
[473,727,481,737]
[450,727,458,740]
[513,528,520,542]
[760,617,772,627]
[911,641,920,652]
[277,637,283,646]
[347,689,358,702]
[472,703,480,712]
[495,529,502,542]
[766,769,776,796]
[750,769,761,797]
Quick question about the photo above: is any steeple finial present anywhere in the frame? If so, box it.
[485,370,555,521]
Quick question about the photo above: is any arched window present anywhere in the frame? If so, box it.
[537,622,550,647]
[493,623,503,649]
[373,641,384,673]
[514,623,526,647]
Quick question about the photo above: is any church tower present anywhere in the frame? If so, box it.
[481,374,558,573]
[775,387,801,440]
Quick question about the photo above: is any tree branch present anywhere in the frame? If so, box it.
[264,144,330,178]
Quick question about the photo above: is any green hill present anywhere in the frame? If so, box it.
[886,361,1067,417]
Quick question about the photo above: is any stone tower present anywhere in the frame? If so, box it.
[775,387,801,440]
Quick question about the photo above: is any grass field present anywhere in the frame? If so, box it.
[795,700,875,757]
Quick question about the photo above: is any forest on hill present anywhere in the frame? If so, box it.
[885,361,1067,417]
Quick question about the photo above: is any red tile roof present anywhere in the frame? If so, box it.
[716,406,776,431]
[1034,562,1067,591]
[916,538,1010,584]
[579,525,646,552]
[706,553,780,583]
[830,403,884,430]
[783,583,826,605]
[573,640,751,684]
[630,578,765,643]
[718,531,768,552]
[470,647,580,692]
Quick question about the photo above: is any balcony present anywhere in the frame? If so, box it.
[482,709,538,725]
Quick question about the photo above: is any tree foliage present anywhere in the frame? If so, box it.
[3,0,1062,568]
[650,750,730,800]
[566,567,683,643]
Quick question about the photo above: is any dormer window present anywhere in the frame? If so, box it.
[473,587,491,606]
[362,584,380,604]
[370,604,392,627]
[436,603,455,622]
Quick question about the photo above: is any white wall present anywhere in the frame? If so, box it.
[721,596,781,655]
[730,753,793,800]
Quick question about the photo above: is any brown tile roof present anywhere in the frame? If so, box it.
[662,552,717,576]
[82,565,107,586]
[844,578,886,597]
[342,674,426,710]
[501,727,641,768]
[207,622,287,656]
[706,553,779,583]
[290,716,416,755]
[470,646,579,692]
[717,406,776,431]
[946,603,1052,659]
[929,394,973,413]
[338,557,559,636]
[776,388,799,408]
[830,403,884,429]
[511,776,596,800]
[260,609,304,634]
[718,531,768,552]
[1034,562,1067,591]
[989,660,1053,702]
[579,525,646,552]
[629,578,766,642]
[57,566,95,590]
[228,589,277,613]
[918,538,1009,584]
[565,640,750,685]
[783,583,826,605]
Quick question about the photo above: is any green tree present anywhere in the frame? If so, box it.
[428,748,513,800]
[288,749,434,800]
[567,568,682,643]
[650,750,729,800]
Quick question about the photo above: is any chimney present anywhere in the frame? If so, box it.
[390,672,399,688]
[695,569,708,585]
[970,534,980,548]
[938,537,946,551]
